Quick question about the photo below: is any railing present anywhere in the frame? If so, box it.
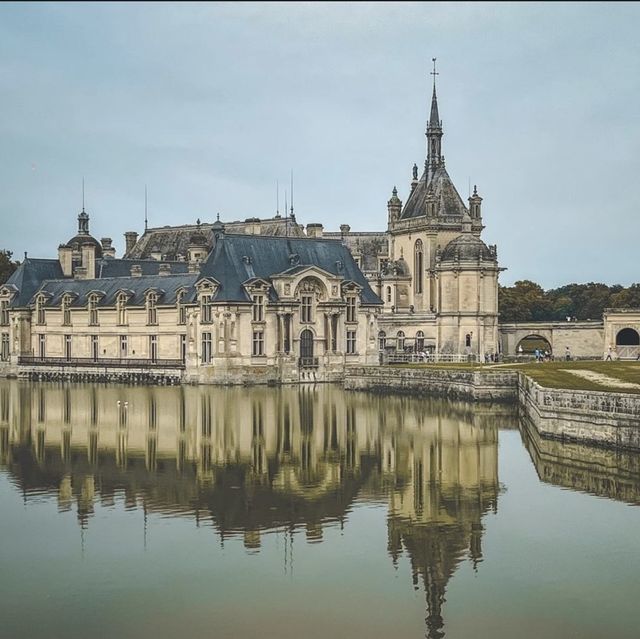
[298,357,319,369]
[382,352,478,364]
[18,356,185,369]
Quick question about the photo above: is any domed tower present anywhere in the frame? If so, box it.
[435,213,502,356]
[387,186,402,230]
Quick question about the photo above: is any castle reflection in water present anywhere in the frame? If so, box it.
[1,382,516,638]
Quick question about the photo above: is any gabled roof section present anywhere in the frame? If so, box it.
[4,258,64,307]
[199,234,382,305]
[400,165,468,220]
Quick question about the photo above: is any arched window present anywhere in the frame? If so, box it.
[116,292,128,326]
[61,294,72,326]
[88,294,99,326]
[616,328,640,346]
[414,239,424,294]
[416,330,425,352]
[465,333,472,348]
[397,330,405,351]
[35,294,46,325]
[386,286,392,303]
[378,331,386,351]
[146,292,158,326]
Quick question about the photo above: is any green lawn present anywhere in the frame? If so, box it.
[389,360,640,394]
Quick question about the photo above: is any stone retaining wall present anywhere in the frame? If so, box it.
[343,366,519,402]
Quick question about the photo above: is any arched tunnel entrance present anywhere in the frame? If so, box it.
[516,335,552,356]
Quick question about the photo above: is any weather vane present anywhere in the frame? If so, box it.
[431,57,439,86]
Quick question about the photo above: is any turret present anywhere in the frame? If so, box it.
[468,185,483,221]
[387,186,402,229]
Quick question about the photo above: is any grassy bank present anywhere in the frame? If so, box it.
[391,360,640,394]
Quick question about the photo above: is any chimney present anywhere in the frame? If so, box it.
[245,217,261,235]
[130,264,142,277]
[81,242,96,279]
[306,223,324,238]
[158,263,172,277]
[188,261,200,274]
[58,244,73,277]
[340,224,351,245]
[101,238,116,258]
[124,231,139,256]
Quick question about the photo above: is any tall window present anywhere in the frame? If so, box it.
[201,293,213,323]
[378,331,386,351]
[416,330,425,352]
[252,329,264,356]
[120,335,128,358]
[1,333,9,361]
[64,334,72,361]
[88,294,99,326]
[36,294,46,325]
[346,296,357,323]
[301,294,313,323]
[147,292,158,325]
[61,295,71,326]
[386,286,392,303]
[465,333,472,348]
[38,334,46,358]
[177,290,186,325]
[201,332,212,363]
[117,292,128,326]
[149,335,158,362]
[1,300,9,326]
[180,334,186,362]
[91,335,99,361]
[252,294,264,322]
[346,330,357,354]
[397,330,405,351]
[414,239,424,294]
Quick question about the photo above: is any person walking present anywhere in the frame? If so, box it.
[605,346,614,361]
[565,346,572,361]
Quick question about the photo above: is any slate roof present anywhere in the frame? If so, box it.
[35,274,198,307]
[3,259,64,307]
[126,216,305,260]
[400,164,468,220]
[95,257,189,278]
[200,234,382,305]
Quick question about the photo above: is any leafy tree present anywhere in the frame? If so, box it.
[0,250,18,285]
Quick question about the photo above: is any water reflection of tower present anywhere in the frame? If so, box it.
[386,420,499,639]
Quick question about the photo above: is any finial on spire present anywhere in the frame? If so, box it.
[82,177,85,213]
[473,184,478,196]
[216,212,220,222]
[430,57,439,89]
[196,218,201,227]
[290,170,294,217]
[392,185,398,197]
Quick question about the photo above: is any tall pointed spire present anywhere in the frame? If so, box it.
[426,57,443,183]
[78,178,90,234]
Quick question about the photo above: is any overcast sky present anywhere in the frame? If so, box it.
[1,2,639,288]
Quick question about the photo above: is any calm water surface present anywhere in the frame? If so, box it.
[1,381,639,639]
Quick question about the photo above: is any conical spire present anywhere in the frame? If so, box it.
[426,58,443,183]
[429,83,440,127]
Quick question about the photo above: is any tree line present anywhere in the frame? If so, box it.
[0,250,18,286]
[499,280,640,322]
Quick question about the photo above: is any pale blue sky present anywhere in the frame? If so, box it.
[1,2,639,287]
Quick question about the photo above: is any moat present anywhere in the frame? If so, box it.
[1,381,639,639]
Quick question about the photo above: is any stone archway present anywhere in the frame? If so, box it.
[616,328,640,346]
[516,334,553,355]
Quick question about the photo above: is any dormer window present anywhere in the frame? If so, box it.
[201,293,213,323]
[36,294,46,325]
[252,294,264,322]
[61,295,72,326]
[88,294,99,326]
[117,292,128,326]
[0,299,8,326]
[146,291,158,325]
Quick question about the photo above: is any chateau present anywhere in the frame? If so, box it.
[0,75,505,384]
